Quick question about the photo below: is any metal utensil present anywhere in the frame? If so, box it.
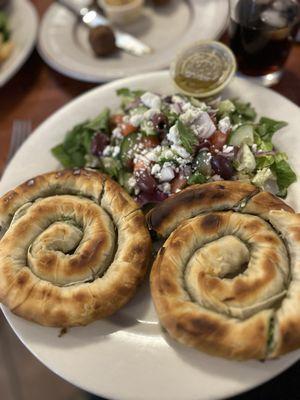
[57,0,152,56]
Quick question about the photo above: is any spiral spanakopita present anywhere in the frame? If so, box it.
[0,169,151,327]
[147,181,300,360]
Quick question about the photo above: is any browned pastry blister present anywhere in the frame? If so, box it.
[148,181,300,360]
[0,169,151,327]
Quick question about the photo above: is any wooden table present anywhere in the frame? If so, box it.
[0,1,300,399]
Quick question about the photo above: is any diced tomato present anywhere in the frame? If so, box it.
[111,114,124,126]
[121,123,137,137]
[209,130,228,151]
[170,175,187,194]
[141,136,160,148]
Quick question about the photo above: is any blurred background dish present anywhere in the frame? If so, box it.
[99,0,145,25]
[0,0,38,87]
[37,0,228,82]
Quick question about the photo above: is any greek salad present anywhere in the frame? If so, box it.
[52,88,296,205]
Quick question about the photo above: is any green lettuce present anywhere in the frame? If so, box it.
[271,159,297,198]
[255,117,287,141]
[188,171,207,185]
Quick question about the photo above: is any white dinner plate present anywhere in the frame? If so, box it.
[0,0,38,87]
[0,71,300,400]
[37,0,228,82]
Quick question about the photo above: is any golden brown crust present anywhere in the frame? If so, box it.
[0,169,152,327]
[146,181,258,238]
[242,191,294,218]
[151,239,272,360]
[149,182,299,360]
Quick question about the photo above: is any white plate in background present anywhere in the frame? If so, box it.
[0,0,38,87]
[0,71,300,400]
[37,0,228,82]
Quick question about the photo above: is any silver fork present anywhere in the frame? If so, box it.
[6,120,32,164]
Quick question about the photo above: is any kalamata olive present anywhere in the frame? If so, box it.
[152,113,169,136]
[134,168,157,193]
[211,155,234,180]
[91,133,110,157]
[136,189,168,207]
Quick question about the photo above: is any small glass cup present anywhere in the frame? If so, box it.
[228,0,300,86]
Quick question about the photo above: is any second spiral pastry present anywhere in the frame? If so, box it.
[148,181,300,360]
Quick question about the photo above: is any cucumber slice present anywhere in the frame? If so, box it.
[120,132,141,169]
[228,124,254,146]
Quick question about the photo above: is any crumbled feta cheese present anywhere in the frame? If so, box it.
[252,168,275,188]
[112,146,120,157]
[141,92,161,110]
[167,125,181,145]
[180,108,216,138]
[218,116,231,133]
[172,95,186,104]
[158,182,171,194]
[151,163,161,176]
[130,113,144,127]
[171,144,190,159]
[193,112,216,138]
[180,105,203,125]
[112,127,122,139]
[159,166,175,182]
[103,145,113,156]
[127,176,137,189]
[134,154,150,166]
[222,145,234,154]
[145,146,161,162]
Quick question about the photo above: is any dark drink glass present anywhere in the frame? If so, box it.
[228,0,300,86]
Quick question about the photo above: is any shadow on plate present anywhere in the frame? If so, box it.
[160,327,289,383]
[11,275,156,350]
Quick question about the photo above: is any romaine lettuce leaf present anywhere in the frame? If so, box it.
[256,117,287,141]
[271,159,296,198]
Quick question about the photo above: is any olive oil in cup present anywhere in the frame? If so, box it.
[170,41,237,98]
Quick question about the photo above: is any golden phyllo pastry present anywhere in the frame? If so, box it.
[148,181,300,360]
[0,169,151,327]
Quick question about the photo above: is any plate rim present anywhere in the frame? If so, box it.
[37,0,229,83]
[1,70,300,400]
[0,0,38,87]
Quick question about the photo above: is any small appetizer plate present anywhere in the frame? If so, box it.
[37,0,228,82]
[0,0,38,87]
